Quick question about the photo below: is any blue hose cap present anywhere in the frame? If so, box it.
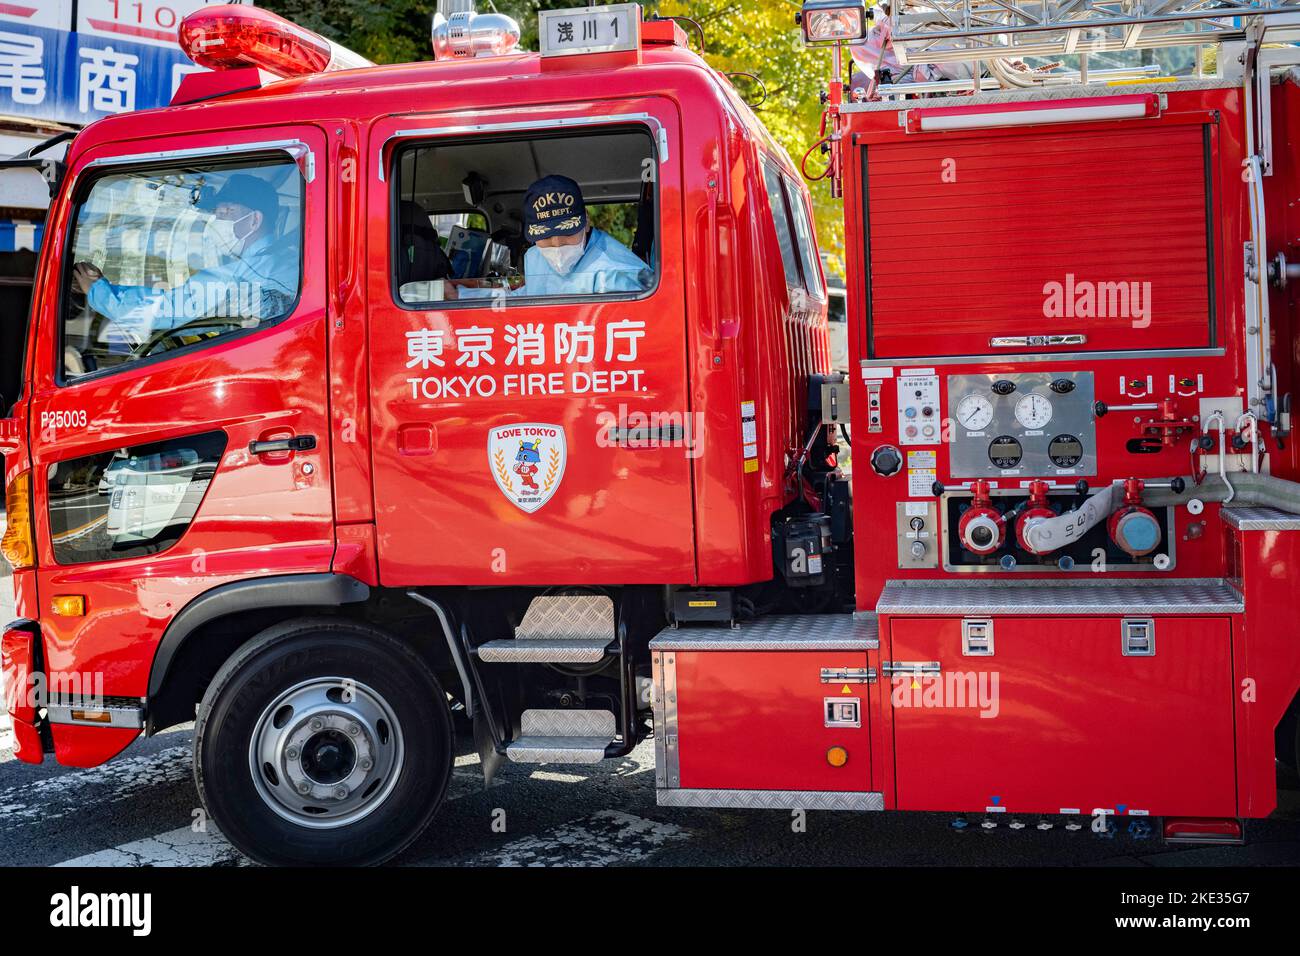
[1118,511,1161,553]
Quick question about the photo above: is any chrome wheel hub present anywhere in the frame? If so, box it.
[249,677,404,829]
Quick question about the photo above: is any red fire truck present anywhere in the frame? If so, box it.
[1,0,1299,866]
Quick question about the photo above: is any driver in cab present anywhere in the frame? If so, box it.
[70,174,298,335]
[450,175,649,299]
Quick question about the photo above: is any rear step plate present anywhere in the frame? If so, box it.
[505,709,616,764]
[476,638,612,664]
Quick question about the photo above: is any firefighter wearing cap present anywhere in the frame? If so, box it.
[454,175,649,299]
[71,172,299,333]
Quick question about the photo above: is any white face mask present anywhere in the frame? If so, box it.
[538,239,586,276]
[211,211,255,255]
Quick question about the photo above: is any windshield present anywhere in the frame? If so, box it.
[61,154,304,381]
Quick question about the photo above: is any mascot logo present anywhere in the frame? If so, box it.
[488,423,567,513]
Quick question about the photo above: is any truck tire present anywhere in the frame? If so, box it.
[194,618,452,866]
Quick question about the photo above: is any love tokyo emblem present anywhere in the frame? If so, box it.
[488,423,567,513]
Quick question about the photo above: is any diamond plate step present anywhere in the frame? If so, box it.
[515,594,615,641]
[506,737,611,764]
[506,709,616,765]
[476,637,612,664]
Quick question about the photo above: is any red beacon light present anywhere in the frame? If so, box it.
[178,4,373,79]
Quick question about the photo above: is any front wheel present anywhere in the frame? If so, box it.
[194,619,452,866]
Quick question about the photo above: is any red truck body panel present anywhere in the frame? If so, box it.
[1,42,827,767]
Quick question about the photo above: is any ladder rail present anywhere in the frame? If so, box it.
[891,0,1300,63]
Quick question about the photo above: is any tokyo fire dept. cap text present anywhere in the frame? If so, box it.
[523,175,588,242]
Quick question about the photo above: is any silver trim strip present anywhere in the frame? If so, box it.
[649,614,878,651]
[657,788,885,812]
[652,649,668,788]
[46,702,144,729]
[82,139,317,181]
[661,651,679,788]
[379,112,669,181]
[876,577,1243,615]
[862,348,1224,369]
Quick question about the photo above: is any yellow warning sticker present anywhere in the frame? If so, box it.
[743,459,759,473]
[687,600,718,608]
[841,684,852,694]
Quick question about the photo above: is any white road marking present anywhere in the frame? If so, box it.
[0,713,13,758]
[48,751,492,866]
[530,770,588,783]
[0,746,192,830]
[465,810,689,867]
[29,731,667,867]
[55,823,247,868]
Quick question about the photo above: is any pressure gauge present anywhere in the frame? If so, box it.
[1048,434,1084,468]
[988,436,1023,469]
[955,394,994,431]
[1014,392,1053,430]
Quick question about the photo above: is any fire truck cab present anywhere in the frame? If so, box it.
[5,0,1300,868]
[0,4,839,864]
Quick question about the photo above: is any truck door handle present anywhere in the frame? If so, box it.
[249,435,316,455]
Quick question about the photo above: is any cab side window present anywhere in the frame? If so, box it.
[392,127,658,308]
[785,176,825,300]
[762,160,801,292]
[61,154,304,382]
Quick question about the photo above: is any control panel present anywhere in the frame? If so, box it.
[947,371,1097,478]
[896,501,940,569]
[897,373,941,446]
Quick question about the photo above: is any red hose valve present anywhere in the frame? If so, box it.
[959,479,1006,556]
[1016,480,1058,554]
[1109,478,1162,557]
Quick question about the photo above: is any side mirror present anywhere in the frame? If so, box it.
[0,396,19,455]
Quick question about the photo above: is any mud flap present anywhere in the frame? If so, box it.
[474,711,506,788]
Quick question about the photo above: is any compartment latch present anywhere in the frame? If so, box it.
[962,619,995,656]
[1122,618,1156,656]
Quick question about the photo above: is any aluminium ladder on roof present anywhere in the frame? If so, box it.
[888,0,1300,64]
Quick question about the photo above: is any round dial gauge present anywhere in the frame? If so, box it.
[1014,392,1053,430]
[955,394,994,431]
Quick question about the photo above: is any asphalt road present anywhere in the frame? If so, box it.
[3,535,1299,868]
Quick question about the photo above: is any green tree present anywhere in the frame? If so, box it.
[261,0,844,267]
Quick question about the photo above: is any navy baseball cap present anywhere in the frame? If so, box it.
[523,175,588,241]
[196,173,280,225]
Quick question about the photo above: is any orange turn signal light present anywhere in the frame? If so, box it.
[51,595,86,617]
[1,471,35,571]
[827,746,848,768]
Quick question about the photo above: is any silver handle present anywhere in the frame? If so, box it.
[990,334,1087,349]
[820,667,876,684]
[881,661,941,676]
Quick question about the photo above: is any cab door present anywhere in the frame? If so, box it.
[26,127,333,761]
[367,100,692,586]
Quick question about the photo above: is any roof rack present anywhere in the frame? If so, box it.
[890,0,1300,64]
